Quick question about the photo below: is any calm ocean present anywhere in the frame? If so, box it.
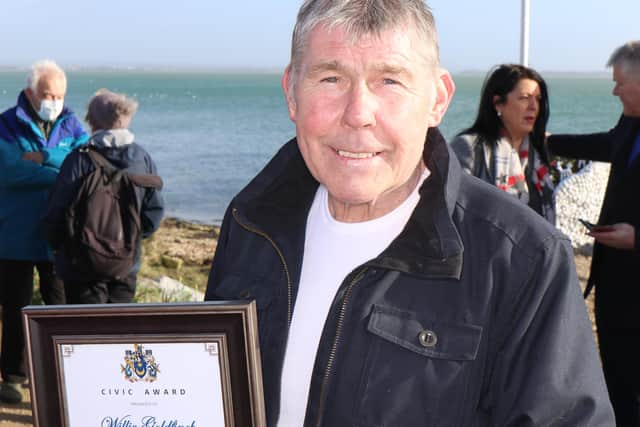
[0,71,621,224]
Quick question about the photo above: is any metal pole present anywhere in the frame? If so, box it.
[520,0,530,66]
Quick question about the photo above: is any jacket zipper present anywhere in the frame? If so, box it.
[231,208,293,325]
[315,267,368,427]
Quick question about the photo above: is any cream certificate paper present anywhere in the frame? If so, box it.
[59,342,225,426]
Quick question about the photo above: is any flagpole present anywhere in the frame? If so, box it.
[520,0,530,66]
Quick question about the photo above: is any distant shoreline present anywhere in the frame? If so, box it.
[165,211,223,227]
[169,216,222,227]
[0,66,287,74]
[0,66,611,78]
[455,69,610,78]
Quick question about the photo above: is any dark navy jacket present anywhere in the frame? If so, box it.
[206,129,614,426]
[549,115,640,327]
[42,132,164,285]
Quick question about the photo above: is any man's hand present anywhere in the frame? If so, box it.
[22,152,44,164]
[589,222,636,250]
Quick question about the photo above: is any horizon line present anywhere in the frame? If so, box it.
[0,64,611,76]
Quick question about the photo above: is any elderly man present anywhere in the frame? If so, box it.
[205,1,615,425]
[0,60,87,403]
[548,40,640,425]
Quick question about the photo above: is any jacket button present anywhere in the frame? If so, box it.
[418,330,438,348]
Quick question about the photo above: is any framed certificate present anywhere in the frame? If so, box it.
[22,301,265,427]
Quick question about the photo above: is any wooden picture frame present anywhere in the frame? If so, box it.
[22,301,265,427]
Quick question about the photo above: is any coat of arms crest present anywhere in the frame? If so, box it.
[121,344,160,382]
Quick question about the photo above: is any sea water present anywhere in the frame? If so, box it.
[0,71,621,224]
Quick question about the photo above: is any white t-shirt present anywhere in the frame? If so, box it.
[277,170,429,426]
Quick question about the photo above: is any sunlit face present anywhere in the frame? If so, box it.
[612,64,640,117]
[26,72,66,111]
[282,23,453,221]
[495,78,541,142]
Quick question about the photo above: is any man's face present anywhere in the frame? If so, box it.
[282,24,453,221]
[612,64,640,117]
[26,73,66,111]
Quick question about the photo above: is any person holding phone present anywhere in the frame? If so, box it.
[579,218,614,232]
[548,40,640,425]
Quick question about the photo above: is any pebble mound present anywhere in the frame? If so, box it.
[554,162,610,254]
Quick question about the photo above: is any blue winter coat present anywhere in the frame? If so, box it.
[0,91,88,261]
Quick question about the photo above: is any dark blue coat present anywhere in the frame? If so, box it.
[206,129,614,426]
[549,115,640,327]
[43,133,164,285]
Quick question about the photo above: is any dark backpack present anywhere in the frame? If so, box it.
[63,147,163,281]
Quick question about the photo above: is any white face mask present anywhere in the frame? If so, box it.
[37,99,64,122]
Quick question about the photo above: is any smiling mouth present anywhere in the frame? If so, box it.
[337,149,377,159]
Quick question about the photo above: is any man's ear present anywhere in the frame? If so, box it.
[428,69,455,127]
[25,87,34,103]
[282,65,297,122]
[24,87,39,111]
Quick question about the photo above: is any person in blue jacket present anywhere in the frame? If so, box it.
[0,60,88,403]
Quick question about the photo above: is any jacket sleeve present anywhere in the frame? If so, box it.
[486,236,615,426]
[41,151,85,249]
[0,137,58,189]
[140,156,165,238]
[42,117,89,169]
[547,118,622,162]
[450,134,477,175]
[204,205,233,301]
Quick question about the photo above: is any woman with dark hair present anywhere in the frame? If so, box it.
[450,64,556,224]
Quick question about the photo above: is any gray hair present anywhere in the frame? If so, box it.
[289,0,439,86]
[85,89,139,130]
[26,59,67,92]
[607,40,640,78]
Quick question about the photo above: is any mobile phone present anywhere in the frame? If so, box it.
[579,218,596,231]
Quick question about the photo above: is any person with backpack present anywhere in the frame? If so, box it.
[43,88,164,304]
[0,60,88,403]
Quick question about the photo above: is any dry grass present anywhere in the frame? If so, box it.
[0,383,33,426]
[138,217,218,294]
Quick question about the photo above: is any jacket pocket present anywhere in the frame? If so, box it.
[354,304,482,427]
[368,304,482,360]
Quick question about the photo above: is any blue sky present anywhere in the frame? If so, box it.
[0,0,637,73]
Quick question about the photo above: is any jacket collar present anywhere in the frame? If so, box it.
[613,115,640,164]
[373,128,463,279]
[233,127,464,281]
[15,90,73,128]
[90,129,135,148]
